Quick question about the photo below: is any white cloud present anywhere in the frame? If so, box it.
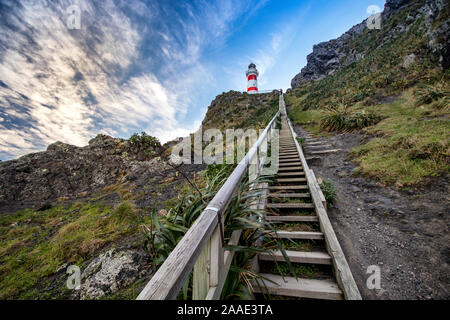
[0,0,266,160]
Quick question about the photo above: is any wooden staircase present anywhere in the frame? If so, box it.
[251,114,361,301]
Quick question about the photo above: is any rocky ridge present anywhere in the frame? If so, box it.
[291,0,449,88]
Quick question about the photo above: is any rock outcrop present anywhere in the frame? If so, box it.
[0,134,170,212]
[78,249,149,299]
[201,90,279,130]
[291,0,449,88]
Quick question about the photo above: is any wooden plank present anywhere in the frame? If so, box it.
[279,152,299,156]
[279,162,302,166]
[252,274,342,300]
[278,166,303,171]
[259,250,332,265]
[279,158,300,162]
[276,178,307,183]
[266,215,318,222]
[309,149,342,155]
[137,208,218,300]
[267,202,313,209]
[269,193,310,198]
[277,172,305,177]
[209,225,224,288]
[269,185,309,190]
[193,239,210,300]
[308,144,332,149]
[206,229,242,300]
[306,141,325,145]
[267,231,324,240]
[285,116,362,300]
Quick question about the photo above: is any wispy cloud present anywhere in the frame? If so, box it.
[0,0,264,160]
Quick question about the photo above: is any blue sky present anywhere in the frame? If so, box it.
[0,0,385,160]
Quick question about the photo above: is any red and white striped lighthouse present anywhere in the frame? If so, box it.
[246,62,259,94]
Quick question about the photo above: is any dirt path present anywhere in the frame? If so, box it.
[294,125,450,300]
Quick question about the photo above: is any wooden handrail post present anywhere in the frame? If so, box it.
[193,239,211,300]
[210,220,224,288]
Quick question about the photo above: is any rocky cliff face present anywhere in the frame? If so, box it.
[291,0,449,88]
[0,134,187,213]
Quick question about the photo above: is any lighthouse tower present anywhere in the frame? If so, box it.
[246,63,259,94]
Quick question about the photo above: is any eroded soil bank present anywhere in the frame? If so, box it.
[294,125,450,300]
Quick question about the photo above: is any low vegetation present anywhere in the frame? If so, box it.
[320,106,382,132]
[143,160,294,299]
[285,2,450,187]
[202,91,279,131]
[318,179,337,208]
[0,201,141,299]
[350,90,449,187]
[128,132,161,158]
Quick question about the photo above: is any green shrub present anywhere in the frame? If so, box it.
[143,166,291,300]
[320,106,382,132]
[318,179,337,208]
[414,84,449,107]
[128,132,161,157]
[110,201,139,223]
[296,137,306,151]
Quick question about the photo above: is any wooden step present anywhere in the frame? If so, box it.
[267,203,314,209]
[259,250,332,265]
[308,145,332,149]
[279,162,302,166]
[252,274,343,300]
[276,178,307,183]
[279,156,299,159]
[277,172,305,177]
[269,193,310,198]
[306,141,325,145]
[267,231,324,240]
[266,215,319,222]
[269,185,309,190]
[278,166,303,171]
[279,157,300,161]
[279,157,299,161]
[309,149,342,155]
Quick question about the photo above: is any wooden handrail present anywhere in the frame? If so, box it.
[137,97,281,300]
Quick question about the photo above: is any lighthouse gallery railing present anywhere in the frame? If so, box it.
[137,95,282,300]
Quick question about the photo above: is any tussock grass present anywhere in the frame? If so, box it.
[350,90,450,187]
[320,106,382,132]
[0,201,140,299]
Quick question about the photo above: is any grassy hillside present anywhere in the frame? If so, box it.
[202,90,279,131]
[286,1,449,187]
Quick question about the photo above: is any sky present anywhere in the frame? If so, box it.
[0,0,385,160]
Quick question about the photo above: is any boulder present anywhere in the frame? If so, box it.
[79,249,148,299]
[403,54,418,68]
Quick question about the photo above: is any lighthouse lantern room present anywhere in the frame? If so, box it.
[246,63,259,94]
